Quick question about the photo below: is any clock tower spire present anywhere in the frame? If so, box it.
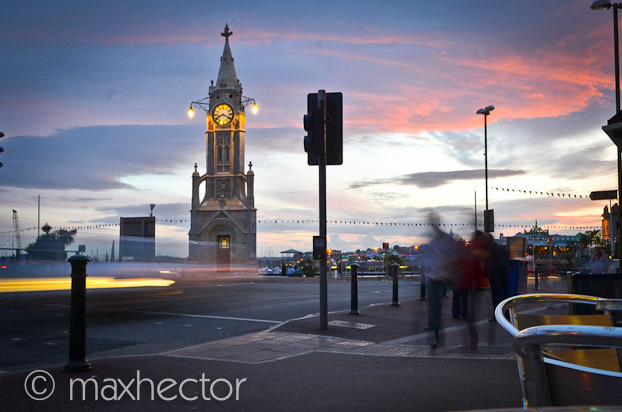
[216,23,238,90]
[189,24,257,270]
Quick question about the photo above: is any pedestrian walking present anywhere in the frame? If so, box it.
[421,212,460,348]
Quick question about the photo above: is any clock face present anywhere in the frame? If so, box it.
[213,104,234,126]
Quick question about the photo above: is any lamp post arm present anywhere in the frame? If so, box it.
[189,98,210,113]
[241,96,257,109]
[189,95,257,114]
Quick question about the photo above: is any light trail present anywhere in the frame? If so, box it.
[0,277,175,293]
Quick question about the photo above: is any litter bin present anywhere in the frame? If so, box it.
[507,258,528,296]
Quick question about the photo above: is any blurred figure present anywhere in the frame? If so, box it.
[422,212,459,348]
[589,247,609,274]
[465,231,488,350]
[485,233,510,322]
[451,239,469,320]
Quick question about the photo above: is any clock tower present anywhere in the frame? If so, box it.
[189,24,257,269]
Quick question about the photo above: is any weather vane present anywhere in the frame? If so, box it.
[221,24,233,40]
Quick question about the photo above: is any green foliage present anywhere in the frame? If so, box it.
[300,258,316,277]
[39,223,77,246]
[384,254,403,265]
[583,229,602,248]
[55,229,77,246]
[384,253,403,275]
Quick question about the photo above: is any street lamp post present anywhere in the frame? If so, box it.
[592,0,622,260]
[477,105,495,233]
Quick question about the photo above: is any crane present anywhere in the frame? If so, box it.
[12,209,23,257]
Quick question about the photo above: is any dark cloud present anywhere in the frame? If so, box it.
[497,102,613,145]
[349,169,526,190]
[57,196,112,203]
[431,99,615,170]
[547,142,614,181]
[0,125,203,191]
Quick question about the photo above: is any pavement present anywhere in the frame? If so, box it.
[0,274,570,412]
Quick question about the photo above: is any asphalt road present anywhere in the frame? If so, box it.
[0,276,419,373]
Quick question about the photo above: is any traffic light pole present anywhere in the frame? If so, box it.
[303,89,342,330]
[318,89,328,330]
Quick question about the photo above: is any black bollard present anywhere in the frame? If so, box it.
[391,263,400,307]
[534,267,540,291]
[350,263,360,315]
[65,254,91,371]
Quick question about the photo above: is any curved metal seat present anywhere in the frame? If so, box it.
[495,293,622,407]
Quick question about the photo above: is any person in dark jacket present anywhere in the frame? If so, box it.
[451,239,469,319]
[485,234,510,321]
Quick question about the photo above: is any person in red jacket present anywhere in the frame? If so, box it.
[464,231,488,350]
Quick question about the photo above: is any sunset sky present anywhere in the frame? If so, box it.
[0,0,618,257]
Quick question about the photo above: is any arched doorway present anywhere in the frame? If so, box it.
[217,235,231,271]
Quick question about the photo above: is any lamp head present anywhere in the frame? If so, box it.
[187,106,195,118]
[251,102,259,115]
[591,0,612,10]
[477,105,495,115]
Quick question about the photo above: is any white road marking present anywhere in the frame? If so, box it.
[130,310,282,324]
[44,303,282,324]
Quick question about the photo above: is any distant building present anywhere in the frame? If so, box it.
[28,226,76,261]
[601,203,619,245]
[188,25,257,268]
[119,217,155,261]
[29,237,67,260]
[513,220,580,258]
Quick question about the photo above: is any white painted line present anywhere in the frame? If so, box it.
[130,310,282,324]
[45,303,281,324]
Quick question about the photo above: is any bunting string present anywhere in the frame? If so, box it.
[491,187,589,199]
[0,219,190,234]
[255,219,599,230]
[0,223,121,235]
[0,218,602,235]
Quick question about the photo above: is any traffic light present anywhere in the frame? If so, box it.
[484,209,494,233]
[303,92,343,166]
[303,108,323,165]
[0,132,4,169]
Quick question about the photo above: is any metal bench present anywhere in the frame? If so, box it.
[495,293,622,407]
